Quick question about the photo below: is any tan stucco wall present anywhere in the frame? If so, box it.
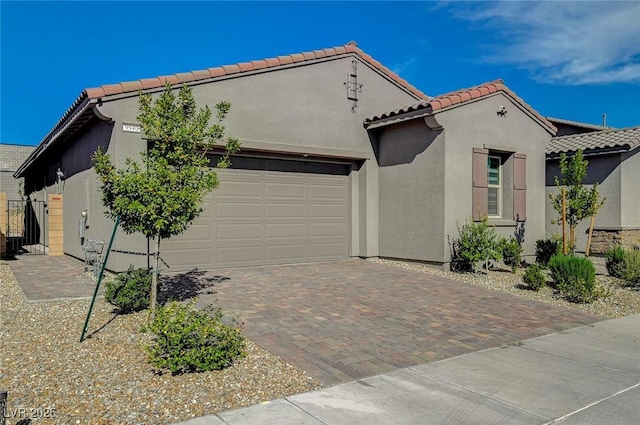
[545,153,623,253]
[33,55,420,271]
[438,93,551,265]
[377,120,445,263]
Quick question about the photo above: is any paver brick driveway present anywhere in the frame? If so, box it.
[183,260,599,386]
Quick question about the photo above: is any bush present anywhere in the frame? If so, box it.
[621,248,640,285]
[450,217,503,273]
[145,301,246,374]
[522,264,546,291]
[605,246,626,279]
[105,266,152,313]
[548,255,598,303]
[535,237,561,267]
[502,238,523,273]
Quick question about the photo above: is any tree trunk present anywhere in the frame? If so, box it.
[569,226,575,252]
[149,235,161,322]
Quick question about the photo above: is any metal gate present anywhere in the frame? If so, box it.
[6,199,47,255]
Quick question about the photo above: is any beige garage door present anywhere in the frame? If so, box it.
[163,158,350,272]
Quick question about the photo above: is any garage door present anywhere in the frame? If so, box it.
[163,157,350,272]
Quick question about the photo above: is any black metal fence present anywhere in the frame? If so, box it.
[6,199,47,255]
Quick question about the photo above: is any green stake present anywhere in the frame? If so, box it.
[80,215,120,342]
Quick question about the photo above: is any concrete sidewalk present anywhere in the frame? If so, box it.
[176,314,640,425]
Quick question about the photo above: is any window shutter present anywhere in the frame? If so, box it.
[513,153,527,221]
[472,148,488,221]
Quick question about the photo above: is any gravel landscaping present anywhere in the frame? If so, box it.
[0,263,319,425]
[371,257,640,319]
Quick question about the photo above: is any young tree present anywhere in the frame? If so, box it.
[549,149,605,251]
[93,82,240,318]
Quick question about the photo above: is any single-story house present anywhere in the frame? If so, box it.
[14,42,556,272]
[546,126,640,254]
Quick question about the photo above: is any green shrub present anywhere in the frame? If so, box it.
[621,248,640,285]
[450,217,503,272]
[605,246,626,279]
[548,255,598,303]
[535,237,561,267]
[502,238,523,273]
[105,266,152,313]
[145,301,246,374]
[522,264,546,291]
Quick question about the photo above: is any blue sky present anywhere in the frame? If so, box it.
[2,1,639,146]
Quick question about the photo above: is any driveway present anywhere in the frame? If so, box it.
[187,259,598,386]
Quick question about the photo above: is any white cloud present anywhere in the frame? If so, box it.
[450,1,640,85]
[392,57,420,79]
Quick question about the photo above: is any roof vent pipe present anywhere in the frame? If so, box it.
[603,113,607,128]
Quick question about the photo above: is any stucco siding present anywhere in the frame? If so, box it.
[545,153,622,252]
[378,120,445,263]
[37,55,419,270]
[438,93,550,264]
[621,149,640,228]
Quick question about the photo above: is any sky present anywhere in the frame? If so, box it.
[1,1,639,146]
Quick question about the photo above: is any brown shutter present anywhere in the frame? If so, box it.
[472,148,488,221]
[513,153,527,221]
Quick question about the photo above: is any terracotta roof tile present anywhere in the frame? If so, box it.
[175,72,195,83]
[313,49,327,58]
[302,51,316,60]
[334,46,347,55]
[264,57,280,67]
[251,60,268,70]
[85,87,105,98]
[290,53,305,63]
[237,62,254,72]
[192,69,211,80]
[222,64,240,74]
[365,79,557,134]
[547,126,640,155]
[158,75,179,84]
[120,81,143,92]
[323,47,337,56]
[208,67,226,78]
[277,55,293,65]
[102,84,124,96]
[140,78,162,89]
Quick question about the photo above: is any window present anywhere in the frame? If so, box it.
[487,156,501,217]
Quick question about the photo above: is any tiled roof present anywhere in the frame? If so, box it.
[546,126,640,155]
[546,116,610,131]
[364,79,557,134]
[84,42,428,101]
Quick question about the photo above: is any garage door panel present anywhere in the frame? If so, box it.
[309,204,347,219]
[266,182,305,199]
[164,160,349,271]
[266,244,307,262]
[309,184,347,200]
[309,242,348,260]
[163,247,212,270]
[217,180,262,198]
[217,202,262,219]
[217,223,261,241]
[309,222,347,237]
[266,223,306,238]
[266,203,305,218]
[217,246,262,266]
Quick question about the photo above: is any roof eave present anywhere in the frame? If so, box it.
[14,96,107,178]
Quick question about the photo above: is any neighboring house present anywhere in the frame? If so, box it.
[546,126,640,254]
[1,143,34,200]
[14,42,555,272]
[546,117,610,137]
